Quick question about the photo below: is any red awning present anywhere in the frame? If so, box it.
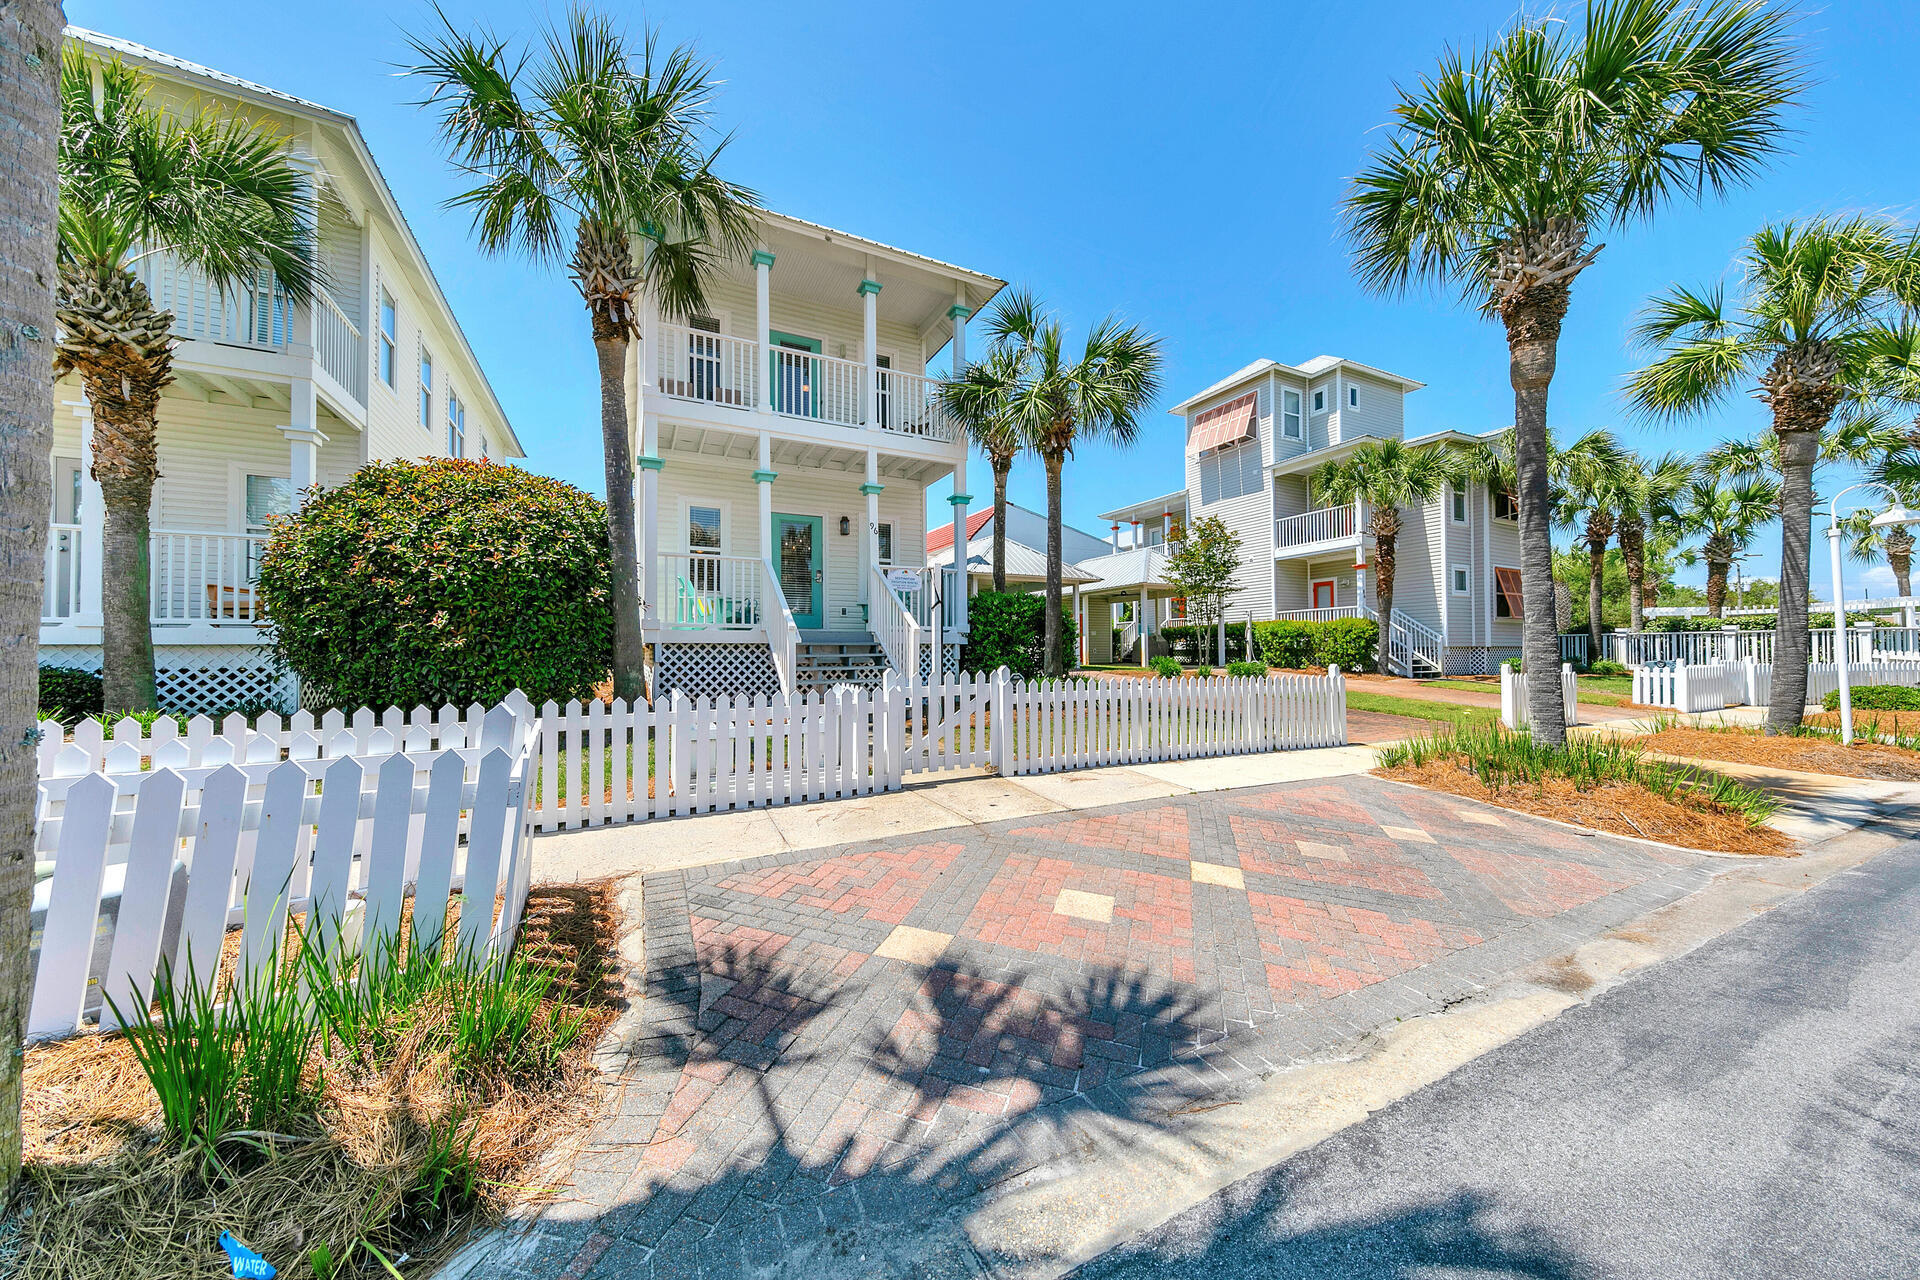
[1188,393,1257,455]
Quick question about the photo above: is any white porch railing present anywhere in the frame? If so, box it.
[659,552,767,629]
[43,523,82,622]
[760,557,798,694]
[655,323,760,408]
[133,251,288,351]
[1274,504,1357,550]
[870,563,922,678]
[1273,606,1364,622]
[1388,609,1443,677]
[770,345,865,427]
[150,530,269,626]
[874,368,959,443]
[314,286,366,403]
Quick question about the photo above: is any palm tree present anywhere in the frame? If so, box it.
[1,0,64,1196]
[58,52,318,712]
[1676,473,1781,617]
[1629,215,1920,730]
[1312,439,1456,675]
[1615,451,1694,630]
[978,290,1163,677]
[1844,514,1916,600]
[939,347,1029,592]
[1552,430,1634,649]
[1343,0,1804,743]
[408,10,757,702]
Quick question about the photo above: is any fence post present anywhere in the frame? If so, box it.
[989,667,1010,775]
[1499,662,1520,730]
[1561,662,1578,728]
[1675,663,1693,715]
[1328,663,1345,746]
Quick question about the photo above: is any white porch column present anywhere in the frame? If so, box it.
[859,270,881,427]
[754,433,775,563]
[949,297,969,374]
[67,400,103,626]
[1110,523,1120,552]
[1139,587,1150,668]
[639,411,661,627]
[752,248,774,413]
[949,298,972,635]
[1073,582,1083,667]
[280,378,325,511]
[860,449,882,607]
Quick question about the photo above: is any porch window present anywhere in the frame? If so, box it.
[419,347,434,429]
[245,475,293,579]
[378,288,397,387]
[1451,565,1469,595]
[875,521,894,565]
[1282,388,1301,439]
[448,391,466,458]
[1494,567,1523,618]
[874,355,893,429]
[688,504,722,591]
[1493,489,1520,520]
[687,315,721,401]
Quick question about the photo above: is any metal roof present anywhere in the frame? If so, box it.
[1168,355,1426,415]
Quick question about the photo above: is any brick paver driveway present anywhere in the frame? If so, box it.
[490,776,1716,1279]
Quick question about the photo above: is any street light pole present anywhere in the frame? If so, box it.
[1824,483,1918,746]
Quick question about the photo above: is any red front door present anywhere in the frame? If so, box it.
[1311,580,1335,610]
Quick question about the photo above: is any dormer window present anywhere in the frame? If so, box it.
[1312,389,1326,412]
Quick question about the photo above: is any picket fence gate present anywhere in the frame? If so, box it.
[532,668,1348,832]
[29,704,538,1040]
[1498,662,1581,731]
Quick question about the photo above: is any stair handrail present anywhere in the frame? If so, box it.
[760,557,798,695]
[869,562,922,681]
[1388,608,1443,675]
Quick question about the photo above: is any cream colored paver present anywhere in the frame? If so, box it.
[1015,767,1188,810]
[1189,861,1246,889]
[917,775,1066,824]
[1133,746,1378,792]
[1382,825,1437,843]
[1054,889,1115,923]
[1296,841,1350,862]
[530,808,788,881]
[765,789,963,854]
[1456,811,1504,826]
[874,925,954,967]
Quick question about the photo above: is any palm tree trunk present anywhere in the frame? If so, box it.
[1766,427,1820,733]
[1503,284,1571,745]
[1042,449,1065,678]
[1374,530,1397,674]
[1618,518,1646,631]
[991,455,1011,593]
[99,469,158,711]
[1705,557,1730,619]
[1586,532,1606,651]
[595,333,644,703]
[1890,531,1913,598]
[0,0,62,1194]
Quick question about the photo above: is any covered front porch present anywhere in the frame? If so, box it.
[1076,546,1185,667]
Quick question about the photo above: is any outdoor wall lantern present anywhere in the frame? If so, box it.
[839,516,851,536]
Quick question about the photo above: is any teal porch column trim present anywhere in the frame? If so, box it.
[859,482,885,496]
[948,303,971,320]
[857,279,882,297]
[751,469,778,484]
[750,249,776,268]
[947,493,973,505]
[636,455,664,472]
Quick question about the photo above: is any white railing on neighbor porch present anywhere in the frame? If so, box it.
[655,323,760,408]
[1274,504,1357,549]
[150,531,269,626]
[314,286,366,402]
[870,563,922,676]
[43,523,82,623]
[1273,606,1365,622]
[134,252,289,351]
[1603,627,1920,668]
[659,552,767,629]
[760,557,798,693]
[770,345,866,427]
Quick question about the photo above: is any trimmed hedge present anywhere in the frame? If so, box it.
[255,458,615,709]
[1226,660,1266,677]
[1823,684,1920,712]
[1248,618,1379,674]
[960,590,1077,679]
[39,665,104,719]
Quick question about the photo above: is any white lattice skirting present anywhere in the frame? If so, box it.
[40,643,298,717]
[653,642,783,703]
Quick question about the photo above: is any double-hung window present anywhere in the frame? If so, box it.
[1451,565,1470,595]
[378,289,397,387]
[448,392,466,458]
[419,348,434,429]
[1450,488,1467,524]
[1282,388,1302,439]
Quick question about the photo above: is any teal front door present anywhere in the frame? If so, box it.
[774,513,823,628]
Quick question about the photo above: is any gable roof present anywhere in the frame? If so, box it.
[927,508,994,555]
[1168,355,1425,415]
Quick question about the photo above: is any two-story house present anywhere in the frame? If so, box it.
[628,211,1003,696]
[44,29,523,714]
[1083,355,1525,676]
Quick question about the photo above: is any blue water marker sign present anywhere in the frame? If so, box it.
[219,1232,276,1279]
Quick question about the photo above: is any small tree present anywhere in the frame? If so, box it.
[1164,515,1242,660]
[1313,440,1455,674]
[257,460,614,709]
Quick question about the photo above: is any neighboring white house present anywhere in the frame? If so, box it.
[629,210,1004,697]
[46,29,524,713]
[1085,355,1525,675]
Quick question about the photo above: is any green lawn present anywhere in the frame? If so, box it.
[1348,690,1501,730]
[1419,675,1635,707]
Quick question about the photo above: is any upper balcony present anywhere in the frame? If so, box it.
[1274,503,1359,555]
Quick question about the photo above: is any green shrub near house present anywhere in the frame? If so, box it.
[960,591,1077,680]
[1150,655,1181,677]
[1244,617,1379,673]
[1823,684,1920,712]
[1226,660,1266,677]
[39,665,104,719]
[256,458,614,709]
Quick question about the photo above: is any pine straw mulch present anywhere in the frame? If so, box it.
[12,882,623,1280]
[1375,760,1796,857]
[1802,709,1920,737]
[1642,725,1920,783]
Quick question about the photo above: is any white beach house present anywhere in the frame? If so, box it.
[46,29,523,712]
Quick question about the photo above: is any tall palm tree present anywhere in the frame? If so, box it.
[1312,439,1456,675]
[1615,450,1694,629]
[939,346,1029,592]
[1343,0,1803,743]
[1552,430,1634,649]
[1629,215,1920,730]
[1676,473,1780,617]
[408,10,757,702]
[58,52,318,712]
[979,290,1162,677]
[1844,514,1916,600]
[1,0,63,1196]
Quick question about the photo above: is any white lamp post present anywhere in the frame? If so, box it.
[1825,482,1917,745]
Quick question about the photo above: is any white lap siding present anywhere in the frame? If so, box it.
[1488,513,1524,652]
[1385,496,1444,633]
[655,457,925,627]
[1187,381,1275,622]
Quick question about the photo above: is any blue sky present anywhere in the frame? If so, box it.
[68,0,1920,598]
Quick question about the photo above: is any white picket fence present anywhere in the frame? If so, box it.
[1498,662,1580,731]
[530,667,1348,831]
[29,704,538,1040]
[1630,658,1920,712]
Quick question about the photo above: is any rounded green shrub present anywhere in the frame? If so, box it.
[256,459,614,709]
[1588,659,1629,677]
[39,665,104,720]
[1226,660,1267,677]
[1311,618,1379,673]
[959,591,1077,679]
[1823,684,1920,712]
[1150,655,1181,678]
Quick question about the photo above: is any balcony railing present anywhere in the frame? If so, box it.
[654,321,959,443]
[1274,504,1358,549]
[658,552,768,629]
[1273,606,1365,622]
[134,251,289,352]
[314,287,365,402]
[151,531,270,626]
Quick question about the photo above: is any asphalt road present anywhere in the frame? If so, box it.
[1070,840,1920,1280]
